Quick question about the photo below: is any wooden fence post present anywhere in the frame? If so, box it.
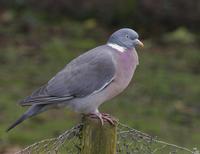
[81,116,117,154]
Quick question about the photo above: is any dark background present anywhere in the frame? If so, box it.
[0,0,199,153]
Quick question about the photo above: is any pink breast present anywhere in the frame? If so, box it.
[100,48,139,102]
[107,49,138,98]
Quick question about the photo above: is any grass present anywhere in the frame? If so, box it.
[0,18,199,152]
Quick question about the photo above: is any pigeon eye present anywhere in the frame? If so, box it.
[126,35,129,38]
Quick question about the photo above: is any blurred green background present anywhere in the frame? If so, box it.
[0,0,199,153]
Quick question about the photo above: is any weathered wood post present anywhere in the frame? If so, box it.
[81,116,117,154]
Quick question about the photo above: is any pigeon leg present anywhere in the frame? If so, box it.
[102,116,115,125]
[101,113,118,125]
[87,113,104,125]
[86,113,117,126]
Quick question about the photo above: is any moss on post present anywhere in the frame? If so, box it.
[81,116,117,154]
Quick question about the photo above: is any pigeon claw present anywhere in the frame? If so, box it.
[86,113,117,126]
[102,113,118,126]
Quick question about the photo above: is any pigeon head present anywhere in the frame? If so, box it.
[107,28,143,49]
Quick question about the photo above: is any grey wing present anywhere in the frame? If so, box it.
[20,84,74,106]
[20,46,116,106]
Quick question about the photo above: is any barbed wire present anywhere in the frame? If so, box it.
[15,122,199,154]
[117,122,199,154]
[15,124,83,154]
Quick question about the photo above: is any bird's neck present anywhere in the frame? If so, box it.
[107,43,126,53]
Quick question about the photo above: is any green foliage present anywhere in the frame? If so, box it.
[162,27,196,44]
[1,0,200,36]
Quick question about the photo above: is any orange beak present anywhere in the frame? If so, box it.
[135,39,144,47]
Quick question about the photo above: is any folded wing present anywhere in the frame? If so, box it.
[20,46,116,106]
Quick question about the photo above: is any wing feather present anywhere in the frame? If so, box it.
[20,45,116,106]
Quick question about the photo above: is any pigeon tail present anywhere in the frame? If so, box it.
[6,104,45,132]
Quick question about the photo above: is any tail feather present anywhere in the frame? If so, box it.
[6,114,28,132]
[6,105,45,132]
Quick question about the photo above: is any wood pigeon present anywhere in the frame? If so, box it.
[7,28,143,131]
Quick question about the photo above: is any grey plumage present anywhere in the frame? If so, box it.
[7,28,143,131]
[7,105,46,132]
[108,28,139,48]
[20,46,115,106]
[7,46,116,131]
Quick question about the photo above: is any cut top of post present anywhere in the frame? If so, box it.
[81,116,117,154]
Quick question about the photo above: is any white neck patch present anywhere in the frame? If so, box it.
[107,43,126,53]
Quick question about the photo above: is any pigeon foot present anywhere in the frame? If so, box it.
[86,113,117,126]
